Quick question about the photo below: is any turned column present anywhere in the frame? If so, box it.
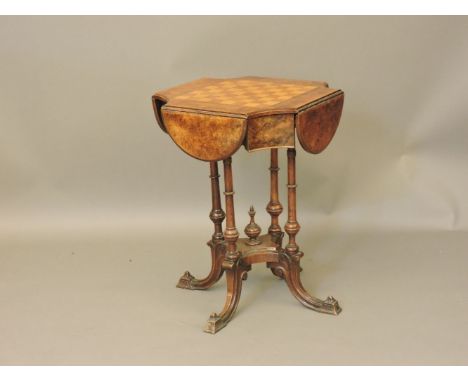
[209,161,225,243]
[284,148,301,257]
[223,157,240,262]
[266,149,283,237]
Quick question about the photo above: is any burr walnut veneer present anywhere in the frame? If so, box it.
[152,76,344,333]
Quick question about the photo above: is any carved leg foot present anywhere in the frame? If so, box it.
[269,254,301,279]
[270,266,285,279]
[268,253,341,315]
[205,260,251,334]
[177,241,225,290]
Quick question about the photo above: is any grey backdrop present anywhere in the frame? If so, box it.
[1,16,467,365]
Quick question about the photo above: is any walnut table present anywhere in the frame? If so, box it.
[152,76,344,333]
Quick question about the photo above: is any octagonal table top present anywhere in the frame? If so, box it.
[152,76,344,161]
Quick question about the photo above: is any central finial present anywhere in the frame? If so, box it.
[244,206,262,246]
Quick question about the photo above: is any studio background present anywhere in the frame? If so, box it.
[1,16,467,365]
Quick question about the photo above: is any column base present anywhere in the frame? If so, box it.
[177,233,341,333]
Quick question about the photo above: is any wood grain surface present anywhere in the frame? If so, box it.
[152,76,344,161]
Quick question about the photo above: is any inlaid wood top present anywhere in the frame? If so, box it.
[152,76,344,161]
[174,79,316,108]
[153,76,339,117]
[169,77,322,113]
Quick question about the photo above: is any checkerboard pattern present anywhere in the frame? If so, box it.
[173,79,317,108]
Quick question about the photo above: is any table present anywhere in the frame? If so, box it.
[152,76,344,333]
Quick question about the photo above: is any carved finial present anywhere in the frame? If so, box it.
[244,206,262,246]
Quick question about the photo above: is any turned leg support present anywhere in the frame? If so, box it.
[177,161,225,290]
[266,149,283,239]
[205,157,249,334]
[285,148,301,258]
[266,149,285,278]
[269,148,341,315]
